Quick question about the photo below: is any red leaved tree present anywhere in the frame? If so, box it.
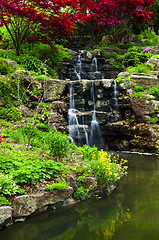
[0,0,78,55]
[77,0,154,42]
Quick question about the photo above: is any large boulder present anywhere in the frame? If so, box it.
[12,187,74,218]
[130,123,159,150]
[146,56,159,71]
[0,206,12,229]
[13,70,32,87]
[105,121,131,136]
[130,73,159,90]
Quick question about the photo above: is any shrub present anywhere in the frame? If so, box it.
[48,129,71,157]
[123,46,153,67]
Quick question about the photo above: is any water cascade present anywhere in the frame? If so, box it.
[89,82,101,147]
[67,50,121,148]
[113,80,120,111]
[74,54,82,80]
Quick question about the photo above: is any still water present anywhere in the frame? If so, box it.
[1,152,159,240]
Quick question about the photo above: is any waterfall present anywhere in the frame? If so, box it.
[74,54,82,80]
[68,82,89,145]
[68,83,80,143]
[89,82,101,147]
[92,56,98,73]
[113,80,119,111]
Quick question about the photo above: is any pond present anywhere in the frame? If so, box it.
[1,152,159,240]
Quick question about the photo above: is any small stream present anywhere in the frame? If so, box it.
[1,152,159,240]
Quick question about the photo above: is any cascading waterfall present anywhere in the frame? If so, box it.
[113,80,120,111]
[68,54,89,145]
[92,56,98,73]
[89,82,101,147]
[68,54,103,147]
[68,83,80,143]
[74,54,82,80]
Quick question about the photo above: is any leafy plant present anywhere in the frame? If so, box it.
[48,129,71,158]
[123,46,153,67]
[0,195,11,206]
[45,181,67,192]
[132,92,147,98]
[149,88,159,99]
[150,117,158,124]
[127,63,153,73]
[73,186,90,200]
[133,85,144,92]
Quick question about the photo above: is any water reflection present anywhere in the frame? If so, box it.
[1,153,159,240]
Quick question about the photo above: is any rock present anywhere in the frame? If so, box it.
[20,105,33,117]
[12,187,74,218]
[6,59,18,69]
[86,52,93,59]
[44,79,68,101]
[130,123,159,150]
[68,49,77,58]
[47,112,67,132]
[13,70,32,87]
[49,101,68,115]
[0,96,5,106]
[146,56,159,71]
[117,72,130,78]
[131,98,154,118]
[130,73,159,90]
[106,121,131,136]
[150,47,159,55]
[67,176,77,191]
[0,206,12,229]
[82,177,98,192]
[102,79,114,88]
[100,35,113,45]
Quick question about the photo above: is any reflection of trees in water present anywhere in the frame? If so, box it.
[49,202,131,240]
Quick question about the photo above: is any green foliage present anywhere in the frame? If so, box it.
[45,181,67,191]
[0,57,15,75]
[146,96,153,100]
[123,46,153,67]
[0,173,25,196]
[148,88,159,99]
[77,176,85,184]
[138,30,159,46]
[102,51,123,69]
[154,107,159,111]
[16,55,44,73]
[132,92,147,98]
[127,63,153,73]
[150,117,158,124]
[48,129,71,157]
[0,105,22,121]
[0,143,70,186]
[116,76,128,83]
[0,195,11,206]
[133,85,144,92]
[73,186,90,200]
[109,52,123,69]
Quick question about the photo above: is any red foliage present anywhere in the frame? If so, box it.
[0,0,155,49]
